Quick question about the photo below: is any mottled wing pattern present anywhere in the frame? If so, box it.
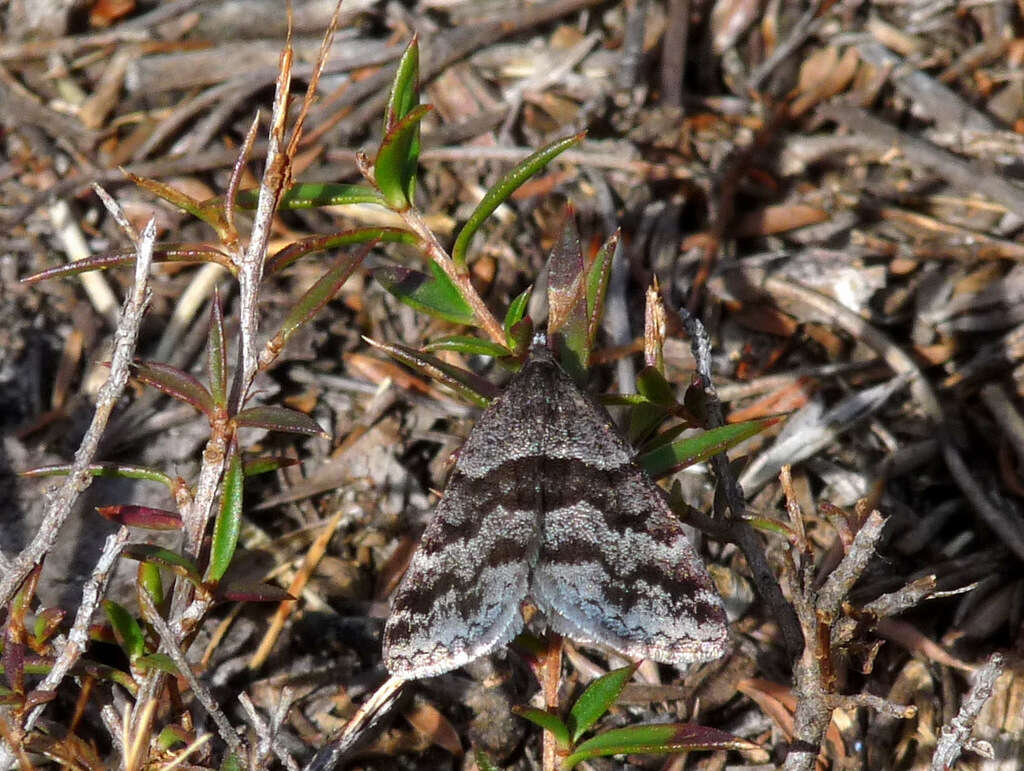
[383,344,728,678]
[528,351,729,665]
[383,361,550,679]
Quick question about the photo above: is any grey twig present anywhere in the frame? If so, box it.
[304,677,406,771]
[816,510,887,615]
[931,652,1004,770]
[678,307,804,659]
[0,205,154,765]
[0,214,154,608]
[139,590,244,757]
[239,691,299,771]
[21,527,130,734]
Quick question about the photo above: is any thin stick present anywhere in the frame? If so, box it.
[21,527,130,734]
[139,590,245,756]
[0,215,154,609]
[931,652,1004,769]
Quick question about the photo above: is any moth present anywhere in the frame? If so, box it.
[383,343,728,679]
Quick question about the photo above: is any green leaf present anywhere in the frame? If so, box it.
[365,338,499,406]
[77,660,138,695]
[638,417,782,479]
[122,545,202,587]
[96,504,182,531]
[205,447,244,583]
[745,515,798,540]
[379,37,422,209]
[102,601,145,662]
[634,366,678,407]
[157,725,191,751]
[20,462,176,491]
[259,182,384,210]
[21,244,235,285]
[243,456,300,477]
[373,261,477,326]
[504,286,532,346]
[567,663,639,743]
[219,753,244,771]
[233,405,327,437]
[137,562,164,610]
[131,360,215,417]
[32,608,64,647]
[452,132,584,270]
[564,723,757,768]
[208,288,227,408]
[513,707,571,750]
[134,653,179,675]
[265,226,415,275]
[585,231,617,348]
[270,243,371,352]
[385,37,420,130]
[127,172,232,241]
[375,104,431,209]
[423,335,512,358]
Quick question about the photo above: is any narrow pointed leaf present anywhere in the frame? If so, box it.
[2,641,25,694]
[102,601,145,661]
[385,36,420,129]
[138,562,164,610]
[638,417,782,478]
[243,456,300,477]
[272,243,371,349]
[22,690,57,711]
[375,104,431,209]
[21,245,235,285]
[208,289,227,408]
[131,361,215,416]
[373,261,477,326]
[21,462,176,491]
[135,653,178,675]
[127,173,231,239]
[233,405,327,437]
[746,515,798,540]
[567,663,639,742]
[586,231,617,347]
[33,608,65,647]
[365,338,499,406]
[565,723,757,768]
[628,402,670,446]
[513,707,571,749]
[96,505,182,531]
[423,336,512,358]
[75,661,138,695]
[634,366,678,407]
[204,447,244,583]
[10,565,41,626]
[236,182,385,210]
[452,132,584,270]
[265,226,415,275]
[504,286,532,344]
[122,545,202,587]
